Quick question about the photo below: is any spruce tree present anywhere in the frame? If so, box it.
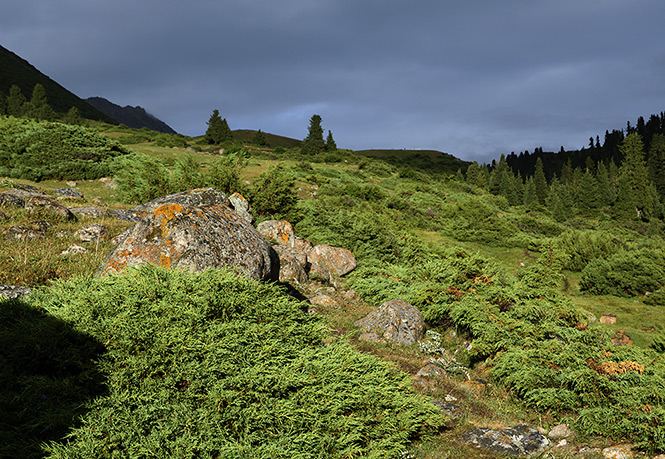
[615,133,652,220]
[252,129,267,146]
[465,161,481,186]
[27,84,54,120]
[576,168,599,211]
[301,114,325,155]
[648,133,665,199]
[523,177,538,208]
[499,170,518,205]
[220,118,232,142]
[6,85,26,116]
[533,157,548,205]
[205,109,232,144]
[325,130,337,152]
[596,162,613,206]
[63,106,82,125]
[489,154,509,195]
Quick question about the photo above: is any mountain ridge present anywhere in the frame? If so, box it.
[86,96,176,134]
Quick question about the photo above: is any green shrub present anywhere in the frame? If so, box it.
[580,249,665,296]
[21,266,445,458]
[553,230,627,272]
[248,164,298,218]
[0,116,129,181]
[644,289,665,306]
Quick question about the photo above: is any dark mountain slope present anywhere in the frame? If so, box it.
[0,45,113,122]
[86,97,176,134]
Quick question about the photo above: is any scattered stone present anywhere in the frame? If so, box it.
[548,423,574,441]
[415,362,447,378]
[601,444,634,459]
[62,244,88,255]
[600,313,617,324]
[13,183,44,194]
[56,230,69,238]
[74,224,108,243]
[309,294,339,308]
[307,262,331,284]
[307,244,357,276]
[430,400,464,419]
[273,245,309,284]
[461,425,551,457]
[66,181,77,187]
[256,220,295,245]
[444,394,458,402]
[612,330,633,347]
[98,177,117,189]
[0,189,76,221]
[98,195,278,282]
[355,299,425,345]
[5,225,46,241]
[54,188,84,199]
[342,289,357,300]
[69,207,111,218]
[0,285,32,300]
[556,439,569,449]
[228,192,253,223]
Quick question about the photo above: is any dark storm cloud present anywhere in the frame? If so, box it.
[2,0,665,162]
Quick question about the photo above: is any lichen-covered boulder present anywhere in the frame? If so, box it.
[354,299,425,345]
[256,220,295,245]
[0,189,76,221]
[97,202,279,281]
[307,244,357,276]
[54,188,84,199]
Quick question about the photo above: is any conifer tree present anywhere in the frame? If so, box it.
[252,129,267,146]
[0,93,6,115]
[6,85,26,116]
[648,133,665,199]
[325,130,337,152]
[514,171,525,203]
[547,178,570,221]
[489,154,509,195]
[577,168,599,211]
[596,162,613,206]
[533,157,548,205]
[499,170,518,205]
[63,106,82,125]
[465,161,480,186]
[523,177,538,208]
[26,84,55,120]
[301,114,325,155]
[560,159,573,185]
[615,133,652,220]
[205,109,223,144]
[220,118,232,142]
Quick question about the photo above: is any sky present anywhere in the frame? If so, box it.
[2,0,665,163]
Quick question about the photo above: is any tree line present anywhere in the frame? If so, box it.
[0,83,82,124]
[464,131,663,222]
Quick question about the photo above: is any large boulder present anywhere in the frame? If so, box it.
[272,245,308,284]
[98,200,279,281]
[0,189,76,221]
[354,299,425,345]
[307,244,357,276]
[256,220,295,244]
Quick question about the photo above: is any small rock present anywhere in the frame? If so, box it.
[612,330,633,347]
[464,378,489,396]
[461,425,551,457]
[0,285,32,299]
[548,423,574,441]
[0,189,76,221]
[601,444,634,459]
[66,181,77,187]
[430,400,464,419]
[99,177,117,189]
[56,230,69,238]
[54,188,84,199]
[355,299,425,345]
[256,220,295,244]
[5,225,46,241]
[415,362,447,378]
[342,289,357,300]
[600,313,617,324]
[307,244,357,276]
[62,244,88,255]
[13,183,44,194]
[69,207,111,218]
[74,224,108,243]
[444,394,458,402]
[556,439,568,448]
[309,294,339,308]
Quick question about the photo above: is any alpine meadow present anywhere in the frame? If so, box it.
[3,43,665,459]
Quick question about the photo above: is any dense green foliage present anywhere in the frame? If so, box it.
[301,114,325,156]
[0,117,129,181]
[8,266,444,458]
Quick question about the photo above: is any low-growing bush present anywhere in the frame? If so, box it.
[16,266,446,458]
[553,230,627,272]
[580,249,665,296]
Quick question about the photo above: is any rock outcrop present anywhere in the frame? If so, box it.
[0,189,76,221]
[355,299,425,345]
[461,425,551,457]
[98,189,278,281]
[307,244,357,277]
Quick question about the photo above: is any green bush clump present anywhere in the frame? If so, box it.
[644,289,665,306]
[20,266,445,458]
[553,230,627,271]
[0,116,129,181]
[580,249,665,296]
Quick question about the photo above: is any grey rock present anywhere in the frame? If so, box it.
[256,220,295,244]
[0,285,32,300]
[62,244,88,255]
[75,224,108,242]
[69,207,111,218]
[130,187,230,214]
[307,244,357,276]
[54,188,84,199]
[416,362,447,378]
[355,299,425,345]
[108,209,143,222]
[307,262,331,284]
[430,400,464,419]
[548,423,574,441]
[5,225,46,241]
[273,245,309,284]
[0,189,76,221]
[461,425,551,457]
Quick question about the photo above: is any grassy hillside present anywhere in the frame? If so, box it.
[0,45,113,121]
[232,129,302,148]
[3,124,665,457]
[357,149,469,176]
